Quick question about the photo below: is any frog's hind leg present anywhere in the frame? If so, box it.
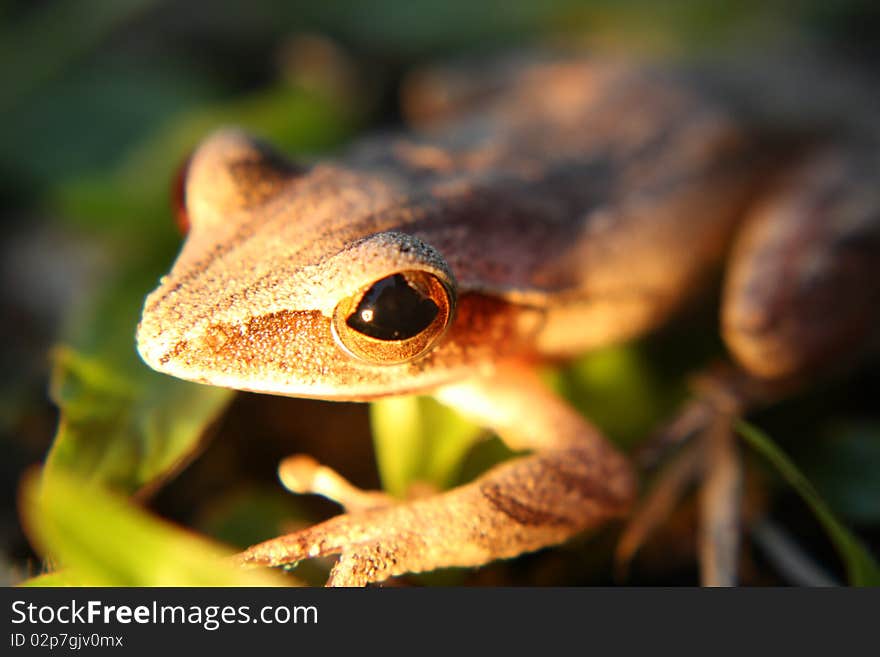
[722,142,880,384]
[622,142,880,585]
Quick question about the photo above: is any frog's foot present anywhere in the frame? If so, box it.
[239,446,633,586]
[619,363,778,586]
[618,412,743,586]
[614,437,705,580]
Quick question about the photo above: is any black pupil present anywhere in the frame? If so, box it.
[347,274,439,341]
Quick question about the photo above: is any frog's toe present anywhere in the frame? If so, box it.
[277,454,394,513]
[236,506,433,586]
[621,406,744,586]
[615,437,704,579]
[235,514,355,568]
[634,362,767,468]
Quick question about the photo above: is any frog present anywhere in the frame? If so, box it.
[136,51,880,586]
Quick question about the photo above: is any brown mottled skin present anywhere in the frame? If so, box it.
[137,54,880,586]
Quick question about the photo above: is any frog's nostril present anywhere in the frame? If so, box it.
[157,340,189,367]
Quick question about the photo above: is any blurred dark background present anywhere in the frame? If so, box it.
[1,0,879,586]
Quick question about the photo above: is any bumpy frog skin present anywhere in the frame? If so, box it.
[137,54,880,586]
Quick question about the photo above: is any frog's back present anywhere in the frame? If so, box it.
[346,55,767,353]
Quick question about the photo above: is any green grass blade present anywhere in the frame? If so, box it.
[736,419,880,586]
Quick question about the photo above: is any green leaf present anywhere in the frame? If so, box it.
[370,396,483,498]
[42,224,233,495]
[736,419,880,586]
[19,469,286,586]
[45,346,232,495]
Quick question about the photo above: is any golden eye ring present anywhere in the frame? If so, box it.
[331,270,454,365]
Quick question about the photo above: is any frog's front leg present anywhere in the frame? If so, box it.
[238,363,635,586]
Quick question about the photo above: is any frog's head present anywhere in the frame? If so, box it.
[137,129,533,399]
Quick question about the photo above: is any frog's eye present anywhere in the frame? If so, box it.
[331,271,454,364]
